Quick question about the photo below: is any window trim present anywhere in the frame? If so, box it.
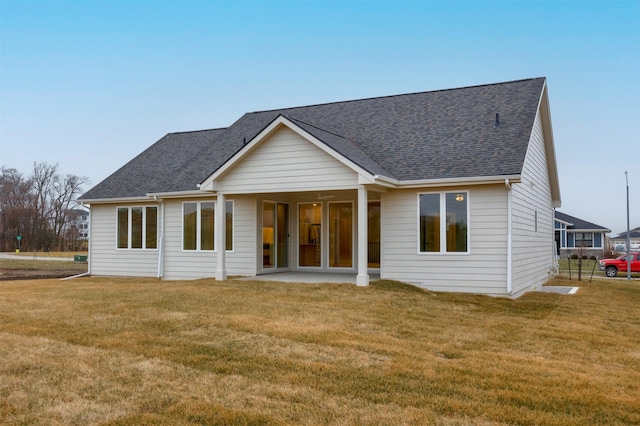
[417,191,470,255]
[115,206,158,250]
[572,232,594,248]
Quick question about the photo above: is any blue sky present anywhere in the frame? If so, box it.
[1,0,638,234]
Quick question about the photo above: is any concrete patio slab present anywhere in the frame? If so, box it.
[538,286,579,295]
[235,272,380,284]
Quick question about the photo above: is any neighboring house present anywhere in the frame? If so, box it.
[69,205,90,240]
[610,227,640,252]
[554,211,610,259]
[79,77,560,297]
[63,205,90,251]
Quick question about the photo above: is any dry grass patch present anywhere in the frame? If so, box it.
[0,258,87,280]
[1,277,638,425]
[8,251,88,258]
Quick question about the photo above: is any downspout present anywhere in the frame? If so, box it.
[61,272,90,281]
[65,202,91,281]
[84,202,92,276]
[154,196,165,278]
[505,179,513,294]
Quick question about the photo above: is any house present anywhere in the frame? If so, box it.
[610,227,640,252]
[554,211,610,259]
[69,205,90,240]
[79,77,560,297]
[62,205,90,251]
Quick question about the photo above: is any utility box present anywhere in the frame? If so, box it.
[74,255,88,263]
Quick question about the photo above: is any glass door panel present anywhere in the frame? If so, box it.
[262,202,275,268]
[299,203,322,267]
[329,202,353,268]
[368,201,381,268]
[276,203,289,268]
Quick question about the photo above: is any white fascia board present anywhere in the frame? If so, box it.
[390,174,522,189]
[83,190,217,205]
[537,81,561,208]
[359,174,395,187]
[554,218,573,226]
[146,190,213,199]
[78,196,153,205]
[568,228,612,233]
[199,115,377,190]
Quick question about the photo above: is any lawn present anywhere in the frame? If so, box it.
[0,257,87,280]
[1,276,638,425]
[9,250,88,259]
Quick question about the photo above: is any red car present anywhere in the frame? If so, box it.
[599,253,640,277]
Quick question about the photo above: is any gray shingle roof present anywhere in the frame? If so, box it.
[80,77,547,200]
[80,128,227,199]
[555,211,610,231]
[611,229,640,239]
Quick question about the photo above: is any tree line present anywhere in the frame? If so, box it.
[0,163,89,252]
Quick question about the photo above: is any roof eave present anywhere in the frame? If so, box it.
[77,196,154,205]
[538,80,562,208]
[380,174,522,189]
[80,189,215,204]
[147,190,213,199]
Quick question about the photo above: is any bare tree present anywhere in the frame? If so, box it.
[50,174,90,249]
[0,167,34,251]
[0,163,89,251]
[31,162,58,250]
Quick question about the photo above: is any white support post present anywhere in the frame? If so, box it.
[357,186,369,286]
[215,193,227,281]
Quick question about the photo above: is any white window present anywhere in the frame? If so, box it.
[117,206,157,249]
[418,192,469,253]
[182,200,233,251]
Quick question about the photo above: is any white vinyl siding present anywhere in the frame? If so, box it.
[510,112,554,296]
[89,204,159,277]
[162,197,256,280]
[381,186,508,295]
[217,126,359,194]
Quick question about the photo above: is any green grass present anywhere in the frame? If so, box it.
[1,276,639,425]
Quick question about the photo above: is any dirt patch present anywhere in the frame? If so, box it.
[0,269,85,281]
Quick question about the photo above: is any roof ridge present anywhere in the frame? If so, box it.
[286,116,348,140]
[285,114,396,179]
[248,77,546,114]
[169,127,227,135]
